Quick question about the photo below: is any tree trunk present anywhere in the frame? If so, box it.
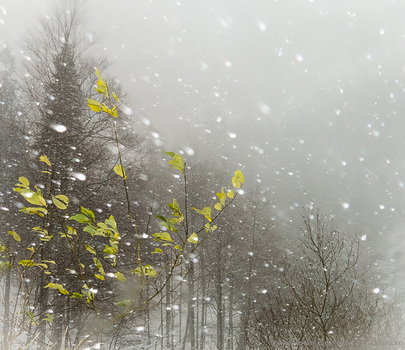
[189,261,196,350]
[227,281,234,350]
[165,260,173,349]
[199,253,206,350]
[215,243,224,350]
[2,267,11,350]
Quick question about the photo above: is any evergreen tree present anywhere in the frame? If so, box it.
[18,5,143,347]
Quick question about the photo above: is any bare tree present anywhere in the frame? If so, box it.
[247,210,402,350]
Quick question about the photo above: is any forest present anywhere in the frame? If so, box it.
[0,2,404,350]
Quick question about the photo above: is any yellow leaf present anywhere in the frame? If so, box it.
[232,170,245,188]
[95,274,105,280]
[95,67,102,79]
[187,232,198,244]
[101,103,110,114]
[112,92,120,103]
[151,247,163,254]
[19,189,46,207]
[23,207,48,215]
[44,283,63,290]
[192,207,212,222]
[115,272,126,281]
[18,177,29,187]
[217,187,226,205]
[111,105,118,118]
[97,77,107,88]
[42,260,56,265]
[227,190,234,199]
[235,170,244,182]
[214,203,222,211]
[52,196,67,210]
[40,155,51,167]
[67,226,77,236]
[152,232,173,242]
[8,231,21,242]
[85,244,96,255]
[113,164,126,178]
[56,194,69,205]
[144,265,157,277]
[87,99,101,112]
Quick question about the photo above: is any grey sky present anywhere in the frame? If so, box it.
[1,0,405,274]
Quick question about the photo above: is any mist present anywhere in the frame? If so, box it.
[0,0,404,348]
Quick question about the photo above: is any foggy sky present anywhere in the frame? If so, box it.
[1,0,405,282]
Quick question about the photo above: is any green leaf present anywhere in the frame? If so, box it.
[113,164,126,178]
[132,266,142,277]
[156,215,178,232]
[115,272,126,281]
[192,207,212,222]
[163,151,175,157]
[84,225,97,235]
[152,232,173,242]
[163,152,184,173]
[69,214,91,224]
[151,247,163,254]
[8,231,21,242]
[81,207,95,222]
[85,244,96,255]
[71,292,82,299]
[115,299,131,307]
[52,196,67,210]
[105,215,117,229]
[87,99,101,112]
[169,198,180,213]
[39,155,51,167]
[42,313,53,324]
[187,232,199,244]
[144,265,157,277]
